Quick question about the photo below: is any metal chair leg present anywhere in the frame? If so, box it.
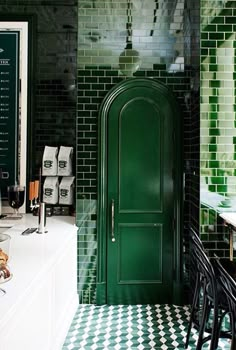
[196,288,209,350]
[185,274,201,348]
[230,312,236,350]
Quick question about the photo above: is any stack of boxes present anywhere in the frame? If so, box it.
[42,146,74,215]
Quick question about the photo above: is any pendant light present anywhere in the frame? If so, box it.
[119,0,141,76]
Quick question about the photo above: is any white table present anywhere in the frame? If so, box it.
[0,214,78,350]
[219,212,236,261]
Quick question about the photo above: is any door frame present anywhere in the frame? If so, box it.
[97,78,183,305]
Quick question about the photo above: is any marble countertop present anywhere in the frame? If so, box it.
[0,214,77,327]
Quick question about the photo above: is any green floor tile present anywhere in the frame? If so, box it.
[62,304,231,350]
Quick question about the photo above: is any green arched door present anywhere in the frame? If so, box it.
[97,78,182,305]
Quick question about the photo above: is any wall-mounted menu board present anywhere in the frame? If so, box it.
[0,31,19,198]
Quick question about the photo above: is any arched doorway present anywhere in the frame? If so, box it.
[97,78,183,305]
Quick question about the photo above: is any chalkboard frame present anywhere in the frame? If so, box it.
[0,14,37,212]
[0,31,19,195]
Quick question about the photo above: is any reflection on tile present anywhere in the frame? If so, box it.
[78,0,185,72]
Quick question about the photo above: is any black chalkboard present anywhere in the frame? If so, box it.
[0,31,19,198]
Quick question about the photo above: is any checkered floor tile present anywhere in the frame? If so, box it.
[62,304,231,349]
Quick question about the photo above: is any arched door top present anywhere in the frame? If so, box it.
[99,78,180,123]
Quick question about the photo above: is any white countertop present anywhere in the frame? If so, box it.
[219,212,236,228]
[0,214,77,328]
[219,212,236,253]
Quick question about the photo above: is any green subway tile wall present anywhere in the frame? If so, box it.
[200,0,236,258]
[77,0,200,304]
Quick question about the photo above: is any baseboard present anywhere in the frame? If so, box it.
[96,282,106,305]
[173,281,184,305]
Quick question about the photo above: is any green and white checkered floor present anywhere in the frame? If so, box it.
[62,304,231,349]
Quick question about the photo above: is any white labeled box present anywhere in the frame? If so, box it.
[59,176,75,205]
[42,146,58,176]
[43,177,59,204]
[57,146,73,176]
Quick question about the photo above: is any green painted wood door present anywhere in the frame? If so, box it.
[106,82,175,304]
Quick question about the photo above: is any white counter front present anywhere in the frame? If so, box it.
[0,214,78,350]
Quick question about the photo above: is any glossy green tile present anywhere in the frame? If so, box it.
[209,64,218,72]
[217,25,233,32]
[134,70,146,76]
[217,185,228,193]
[209,144,217,152]
[208,185,216,192]
[204,25,217,32]
[202,40,216,48]
[91,70,105,76]
[105,70,118,76]
[226,16,236,24]
[209,96,218,103]
[209,32,224,40]
[201,32,208,39]
[210,120,217,128]
[209,128,219,136]
[201,48,209,56]
[208,160,219,168]
[210,176,225,185]
[209,112,218,120]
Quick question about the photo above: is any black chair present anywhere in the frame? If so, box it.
[185,229,229,350]
[213,258,236,350]
[185,229,204,348]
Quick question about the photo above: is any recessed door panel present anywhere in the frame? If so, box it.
[118,224,162,282]
[119,98,162,212]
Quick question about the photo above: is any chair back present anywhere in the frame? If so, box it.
[213,258,236,317]
[190,228,219,304]
[187,229,233,349]
[190,228,204,248]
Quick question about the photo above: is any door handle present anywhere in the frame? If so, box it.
[111,199,115,242]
